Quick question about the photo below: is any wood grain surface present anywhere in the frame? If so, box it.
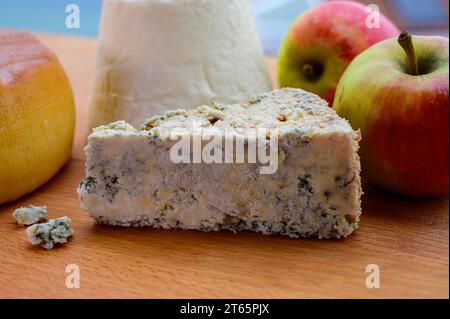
[0,34,448,299]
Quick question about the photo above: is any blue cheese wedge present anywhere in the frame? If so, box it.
[26,217,73,250]
[12,205,48,226]
[78,88,362,239]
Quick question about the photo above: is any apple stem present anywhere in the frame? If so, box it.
[398,31,419,76]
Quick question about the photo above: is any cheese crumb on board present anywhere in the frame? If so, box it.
[12,205,48,226]
[79,88,362,239]
[26,217,73,250]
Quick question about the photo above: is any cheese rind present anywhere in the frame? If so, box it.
[0,30,75,205]
[89,0,272,128]
[79,89,362,239]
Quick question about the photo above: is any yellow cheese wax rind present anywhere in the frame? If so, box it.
[0,30,75,204]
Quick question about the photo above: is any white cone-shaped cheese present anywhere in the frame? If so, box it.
[89,0,273,128]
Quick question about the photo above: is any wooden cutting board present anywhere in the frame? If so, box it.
[0,34,448,299]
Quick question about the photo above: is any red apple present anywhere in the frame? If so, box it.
[334,32,449,197]
[278,0,399,105]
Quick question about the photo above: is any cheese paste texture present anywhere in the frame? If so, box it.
[79,89,362,239]
[89,0,272,128]
[12,205,48,226]
[26,217,74,250]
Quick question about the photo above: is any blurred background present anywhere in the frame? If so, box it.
[0,0,448,56]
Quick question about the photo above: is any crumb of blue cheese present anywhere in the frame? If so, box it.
[12,205,48,226]
[26,217,73,250]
